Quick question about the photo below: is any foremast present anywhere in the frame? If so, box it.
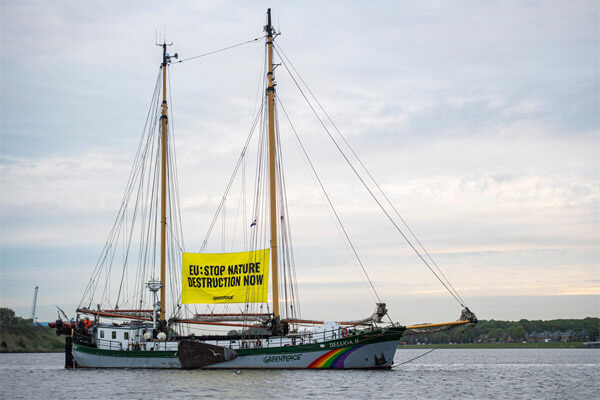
[159,42,177,323]
[265,9,280,321]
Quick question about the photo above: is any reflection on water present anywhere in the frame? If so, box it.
[1,349,598,399]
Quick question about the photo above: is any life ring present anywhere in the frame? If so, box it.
[341,328,349,337]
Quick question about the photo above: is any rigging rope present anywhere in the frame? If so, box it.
[397,323,474,366]
[175,37,262,64]
[274,45,467,308]
[167,66,186,251]
[273,102,301,320]
[396,345,442,366]
[165,65,188,320]
[80,69,163,309]
[199,101,264,252]
[277,97,383,305]
[275,43,467,307]
[80,61,187,322]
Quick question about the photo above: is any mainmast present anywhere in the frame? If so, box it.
[265,9,280,319]
[158,42,177,323]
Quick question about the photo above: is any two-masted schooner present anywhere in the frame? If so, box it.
[51,9,476,369]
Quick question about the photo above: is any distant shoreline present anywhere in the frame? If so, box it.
[0,350,63,354]
[1,344,597,354]
[2,343,595,354]
[398,342,595,349]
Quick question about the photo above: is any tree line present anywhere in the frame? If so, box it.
[0,308,63,352]
[404,317,599,344]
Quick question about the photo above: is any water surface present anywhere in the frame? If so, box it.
[1,349,598,399]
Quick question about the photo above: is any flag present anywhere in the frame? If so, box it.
[250,219,257,228]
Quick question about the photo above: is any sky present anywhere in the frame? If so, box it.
[1,1,599,325]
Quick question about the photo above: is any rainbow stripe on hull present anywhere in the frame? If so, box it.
[307,345,365,368]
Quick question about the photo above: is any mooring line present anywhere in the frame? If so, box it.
[395,345,443,367]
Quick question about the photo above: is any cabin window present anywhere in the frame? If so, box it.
[124,332,129,340]
[112,331,116,339]
[100,330,104,338]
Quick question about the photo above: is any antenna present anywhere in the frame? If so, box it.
[155,35,178,65]
[155,27,173,46]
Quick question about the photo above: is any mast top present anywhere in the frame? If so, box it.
[265,8,274,37]
[156,41,178,66]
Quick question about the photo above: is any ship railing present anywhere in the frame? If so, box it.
[94,337,124,351]
[128,340,175,352]
[205,325,374,350]
[79,326,377,351]
[90,336,174,352]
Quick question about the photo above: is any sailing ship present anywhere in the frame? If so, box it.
[51,9,476,369]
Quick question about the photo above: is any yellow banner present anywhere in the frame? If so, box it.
[182,249,270,304]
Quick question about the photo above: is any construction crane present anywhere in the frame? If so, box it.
[31,285,38,324]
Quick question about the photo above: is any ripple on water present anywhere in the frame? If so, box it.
[0,349,598,399]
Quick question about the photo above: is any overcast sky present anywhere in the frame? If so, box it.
[1,1,598,324]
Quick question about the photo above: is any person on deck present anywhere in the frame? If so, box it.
[84,317,92,331]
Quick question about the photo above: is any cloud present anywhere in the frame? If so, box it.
[1,1,598,322]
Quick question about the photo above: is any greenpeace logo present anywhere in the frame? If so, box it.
[213,295,234,301]
[263,354,301,364]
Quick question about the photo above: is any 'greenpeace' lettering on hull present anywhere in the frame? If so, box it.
[263,354,302,364]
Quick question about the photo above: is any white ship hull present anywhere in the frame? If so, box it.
[71,327,404,369]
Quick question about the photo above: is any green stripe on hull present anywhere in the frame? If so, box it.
[73,343,177,358]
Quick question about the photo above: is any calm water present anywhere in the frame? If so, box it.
[0,349,598,399]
